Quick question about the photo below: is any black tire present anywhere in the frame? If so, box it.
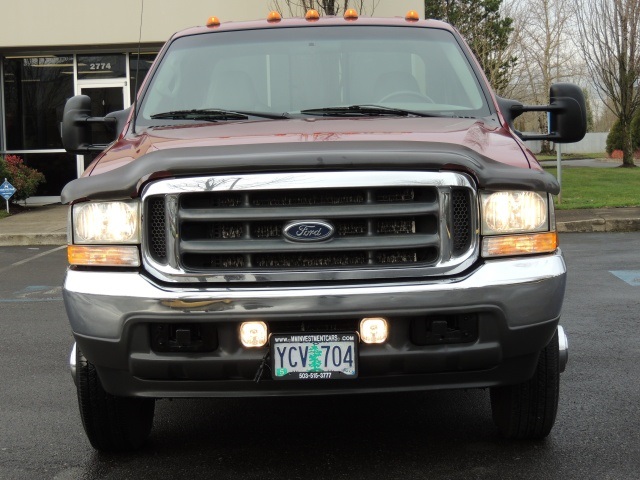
[76,348,155,452]
[490,330,560,440]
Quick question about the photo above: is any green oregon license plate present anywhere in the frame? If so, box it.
[270,333,358,380]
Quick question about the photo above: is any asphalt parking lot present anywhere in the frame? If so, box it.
[0,233,639,479]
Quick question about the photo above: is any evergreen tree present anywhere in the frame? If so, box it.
[582,88,595,133]
[425,0,516,93]
[308,344,323,372]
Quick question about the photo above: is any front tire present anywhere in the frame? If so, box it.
[490,330,560,440]
[76,348,155,452]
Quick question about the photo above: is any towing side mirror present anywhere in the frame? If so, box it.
[60,95,129,154]
[547,83,587,143]
[497,83,587,144]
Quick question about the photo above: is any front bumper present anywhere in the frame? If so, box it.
[64,252,567,397]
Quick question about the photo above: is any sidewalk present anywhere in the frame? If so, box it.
[1,203,640,246]
[0,204,67,246]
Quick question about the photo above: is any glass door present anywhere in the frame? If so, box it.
[76,81,129,175]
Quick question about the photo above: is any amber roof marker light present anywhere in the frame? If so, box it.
[305,9,320,21]
[206,16,221,27]
[267,11,282,23]
[344,9,359,20]
[405,10,420,22]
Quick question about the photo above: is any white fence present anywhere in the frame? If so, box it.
[526,132,608,155]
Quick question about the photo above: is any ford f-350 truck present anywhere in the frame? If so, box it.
[60,10,585,451]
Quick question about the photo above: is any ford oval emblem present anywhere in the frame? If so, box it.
[283,220,335,242]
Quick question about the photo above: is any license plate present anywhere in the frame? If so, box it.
[270,333,358,380]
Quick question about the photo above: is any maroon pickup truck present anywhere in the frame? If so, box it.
[60,10,584,451]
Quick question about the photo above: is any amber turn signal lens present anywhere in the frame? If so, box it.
[68,245,140,267]
[481,232,558,258]
[267,11,282,22]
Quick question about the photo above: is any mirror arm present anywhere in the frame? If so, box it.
[517,132,562,141]
[500,99,571,142]
[80,116,118,129]
[84,143,111,152]
[71,117,117,152]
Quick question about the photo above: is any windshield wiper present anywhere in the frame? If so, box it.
[299,105,440,118]
[150,108,289,121]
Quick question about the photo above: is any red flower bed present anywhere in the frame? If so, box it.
[609,149,640,159]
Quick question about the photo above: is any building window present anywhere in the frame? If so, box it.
[77,54,126,80]
[1,51,158,199]
[3,55,73,150]
[18,152,77,196]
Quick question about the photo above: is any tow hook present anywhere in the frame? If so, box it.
[70,342,77,386]
[558,326,568,373]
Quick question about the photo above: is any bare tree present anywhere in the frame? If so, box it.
[575,0,640,167]
[269,0,378,16]
[508,0,578,150]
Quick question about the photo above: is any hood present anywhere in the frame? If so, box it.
[63,115,561,205]
[87,116,531,176]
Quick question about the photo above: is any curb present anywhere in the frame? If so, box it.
[0,233,67,246]
[557,218,640,233]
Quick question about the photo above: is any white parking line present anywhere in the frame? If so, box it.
[610,270,640,286]
[0,245,66,274]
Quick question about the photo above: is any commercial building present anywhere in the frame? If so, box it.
[0,0,423,203]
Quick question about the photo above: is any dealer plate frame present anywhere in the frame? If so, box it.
[270,332,358,381]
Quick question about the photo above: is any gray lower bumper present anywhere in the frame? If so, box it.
[63,252,567,396]
[64,253,566,339]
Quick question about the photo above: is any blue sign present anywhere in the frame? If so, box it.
[0,179,16,200]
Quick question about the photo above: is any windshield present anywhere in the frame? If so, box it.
[138,25,492,124]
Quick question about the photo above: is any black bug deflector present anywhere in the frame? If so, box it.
[61,141,559,204]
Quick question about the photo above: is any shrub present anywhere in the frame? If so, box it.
[606,114,640,156]
[606,120,623,155]
[0,154,46,202]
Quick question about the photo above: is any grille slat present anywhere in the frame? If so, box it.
[177,202,438,221]
[180,234,439,254]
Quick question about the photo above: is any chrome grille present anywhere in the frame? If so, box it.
[176,186,439,271]
[142,171,477,283]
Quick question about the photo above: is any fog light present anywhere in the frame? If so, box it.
[240,321,268,347]
[360,318,388,344]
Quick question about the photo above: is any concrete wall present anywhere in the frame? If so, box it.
[0,0,424,50]
[526,133,608,155]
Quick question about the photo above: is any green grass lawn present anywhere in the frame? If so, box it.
[1,164,638,218]
[536,152,604,162]
[544,166,640,209]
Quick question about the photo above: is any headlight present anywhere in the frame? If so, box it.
[72,201,141,244]
[481,191,548,235]
[481,191,557,258]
